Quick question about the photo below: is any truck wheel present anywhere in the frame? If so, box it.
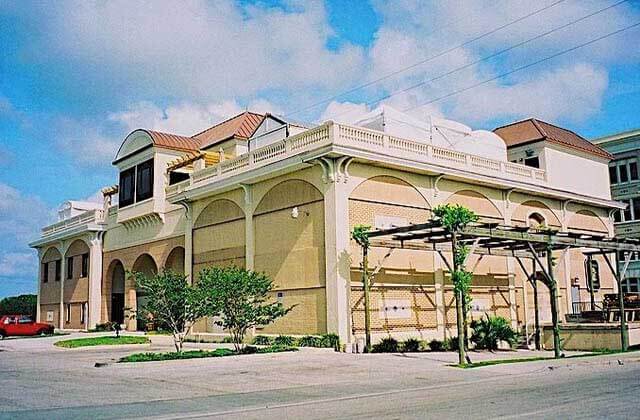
[0,330,5,340]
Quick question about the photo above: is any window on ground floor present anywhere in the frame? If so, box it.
[65,304,71,323]
[80,303,86,324]
[66,256,74,279]
[55,260,61,282]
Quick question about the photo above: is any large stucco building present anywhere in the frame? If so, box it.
[30,108,624,347]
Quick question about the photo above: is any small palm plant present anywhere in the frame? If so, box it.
[470,315,519,351]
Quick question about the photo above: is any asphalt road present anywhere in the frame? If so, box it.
[1,333,639,419]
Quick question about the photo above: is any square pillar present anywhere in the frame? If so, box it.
[59,254,66,330]
[324,179,351,345]
[242,185,255,271]
[88,234,103,329]
[183,203,194,283]
[434,257,446,339]
[36,249,42,323]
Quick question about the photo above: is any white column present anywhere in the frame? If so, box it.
[88,233,103,329]
[433,254,446,339]
[59,249,66,330]
[242,185,255,270]
[183,202,194,282]
[324,177,351,346]
[36,249,43,322]
[507,258,518,328]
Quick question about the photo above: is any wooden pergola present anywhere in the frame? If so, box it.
[357,220,640,358]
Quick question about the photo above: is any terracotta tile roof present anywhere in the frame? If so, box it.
[193,111,265,149]
[493,118,613,160]
[145,130,202,152]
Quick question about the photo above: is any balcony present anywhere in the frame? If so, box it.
[40,209,106,238]
[167,121,547,199]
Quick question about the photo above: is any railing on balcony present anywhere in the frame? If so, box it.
[572,300,602,314]
[41,209,105,237]
[172,121,547,196]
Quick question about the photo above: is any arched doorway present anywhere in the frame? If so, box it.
[108,260,125,325]
[132,254,158,331]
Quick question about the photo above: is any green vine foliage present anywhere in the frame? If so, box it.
[351,224,371,249]
[433,204,479,303]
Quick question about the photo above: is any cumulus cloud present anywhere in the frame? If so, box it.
[8,1,365,104]
[0,183,53,284]
[109,99,282,136]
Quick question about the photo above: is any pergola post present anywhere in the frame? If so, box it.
[603,252,630,352]
[546,250,561,358]
[361,244,372,353]
[586,254,596,311]
[527,243,561,358]
[515,256,541,350]
[452,232,466,365]
[532,260,541,351]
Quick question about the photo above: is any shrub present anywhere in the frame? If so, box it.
[297,335,322,347]
[471,315,519,350]
[252,335,274,346]
[222,336,235,344]
[402,338,421,353]
[93,322,115,332]
[320,333,340,350]
[274,335,295,346]
[428,339,444,352]
[372,337,399,353]
[443,336,459,352]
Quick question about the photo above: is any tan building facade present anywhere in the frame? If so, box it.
[31,110,623,348]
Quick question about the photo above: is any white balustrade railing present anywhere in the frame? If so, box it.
[42,209,105,237]
[171,121,547,196]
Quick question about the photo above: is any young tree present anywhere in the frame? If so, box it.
[351,224,372,353]
[432,204,478,365]
[198,266,293,352]
[132,269,208,352]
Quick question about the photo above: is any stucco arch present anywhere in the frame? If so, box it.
[194,199,244,229]
[105,259,125,324]
[165,246,185,274]
[568,209,609,233]
[132,253,158,277]
[444,189,502,220]
[350,175,430,209]
[255,179,323,216]
[512,200,562,228]
[65,239,90,257]
[42,246,62,263]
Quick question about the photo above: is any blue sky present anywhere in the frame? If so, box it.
[1,0,639,297]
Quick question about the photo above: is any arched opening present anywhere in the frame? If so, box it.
[445,189,502,221]
[165,247,185,275]
[107,260,125,325]
[528,212,546,228]
[132,254,158,331]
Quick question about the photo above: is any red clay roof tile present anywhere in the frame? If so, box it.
[493,118,613,160]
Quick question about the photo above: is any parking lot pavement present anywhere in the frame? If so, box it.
[1,335,639,419]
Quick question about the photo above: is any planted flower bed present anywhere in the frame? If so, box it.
[119,345,297,363]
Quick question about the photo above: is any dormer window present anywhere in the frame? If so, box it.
[136,160,154,202]
[119,159,154,208]
[119,167,135,207]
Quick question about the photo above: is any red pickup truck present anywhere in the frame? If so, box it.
[0,315,55,338]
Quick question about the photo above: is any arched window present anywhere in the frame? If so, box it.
[528,212,546,228]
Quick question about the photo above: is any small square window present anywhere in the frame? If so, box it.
[630,162,638,181]
[609,166,618,184]
[620,164,629,183]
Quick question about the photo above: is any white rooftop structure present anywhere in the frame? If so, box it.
[353,105,508,161]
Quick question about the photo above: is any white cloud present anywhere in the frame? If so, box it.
[14,1,366,104]
[450,63,609,124]
[0,252,36,277]
[319,101,370,124]
[109,99,282,136]
[53,117,121,165]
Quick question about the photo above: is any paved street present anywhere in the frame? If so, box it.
[1,333,639,419]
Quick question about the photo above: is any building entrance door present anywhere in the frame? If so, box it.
[111,293,124,324]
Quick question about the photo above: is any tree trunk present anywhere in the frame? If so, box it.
[546,251,561,359]
[452,233,466,365]
[363,246,372,353]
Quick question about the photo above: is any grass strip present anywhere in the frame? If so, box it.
[452,348,638,368]
[119,345,297,363]
[55,335,150,348]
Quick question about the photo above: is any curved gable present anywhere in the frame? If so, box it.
[114,130,154,163]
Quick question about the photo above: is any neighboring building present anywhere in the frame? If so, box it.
[593,129,640,295]
[30,108,622,348]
